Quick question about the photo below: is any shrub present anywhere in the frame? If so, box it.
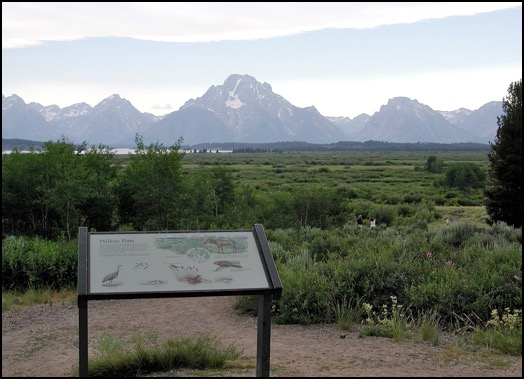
[485,222,522,244]
[2,236,77,291]
[306,229,348,262]
[361,296,412,341]
[370,204,397,226]
[397,204,415,217]
[403,193,422,204]
[428,221,480,248]
[4,221,521,335]
[474,308,522,355]
[272,266,334,324]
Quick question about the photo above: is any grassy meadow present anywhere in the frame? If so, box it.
[181,150,490,213]
[3,148,521,360]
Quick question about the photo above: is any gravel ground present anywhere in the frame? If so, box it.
[2,297,522,377]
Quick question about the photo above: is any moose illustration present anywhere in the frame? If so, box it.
[204,236,237,253]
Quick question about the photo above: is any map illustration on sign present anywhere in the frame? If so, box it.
[88,231,270,294]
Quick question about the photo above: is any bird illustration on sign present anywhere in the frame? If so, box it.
[102,264,122,286]
[133,261,150,269]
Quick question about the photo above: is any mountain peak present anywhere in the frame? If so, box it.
[2,75,501,146]
[98,94,123,105]
[2,94,25,111]
[154,74,344,144]
[94,94,137,114]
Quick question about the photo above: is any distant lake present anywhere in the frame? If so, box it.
[3,148,233,155]
[113,148,233,154]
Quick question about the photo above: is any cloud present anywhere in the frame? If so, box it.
[151,104,174,111]
[2,2,520,48]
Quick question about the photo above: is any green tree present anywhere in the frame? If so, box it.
[209,164,235,220]
[41,139,116,240]
[43,139,89,240]
[485,79,522,227]
[257,190,299,230]
[78,144,118,232]
[425,155,444,173]
[180,168,215,230]
[232,183,259,228]
[293,185,339,229]
[180,165,249,229]
[444,162,486,194]
[115,135,185,230]
[2,146,49,237]
[2,138,116,239]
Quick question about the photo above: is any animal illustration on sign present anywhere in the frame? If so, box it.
[167,264,202,284]
[214,260,242,271]
[204,236,237,253]
[141,280,166,288]
[102,264,122,286]
[133,262,149,269]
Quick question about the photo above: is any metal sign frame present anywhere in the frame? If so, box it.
[78,223,282,377]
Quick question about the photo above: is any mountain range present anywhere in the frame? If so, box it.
[2,74,502,147]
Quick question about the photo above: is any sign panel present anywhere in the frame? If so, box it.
[88,230,271,294]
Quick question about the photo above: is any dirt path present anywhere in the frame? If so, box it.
[2,296,521,377]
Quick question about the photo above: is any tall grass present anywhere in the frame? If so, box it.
[418,309,442,346]
[333,296,363,331]
[86,332,243,377]
[2,286,76,312]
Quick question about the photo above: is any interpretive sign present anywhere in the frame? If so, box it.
[88,230,271,295]
[77,224,282,377]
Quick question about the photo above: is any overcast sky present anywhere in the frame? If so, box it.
[2,2,522,118]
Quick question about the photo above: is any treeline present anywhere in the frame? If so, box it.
[4,138,491,154]
[2,138,46,151]
[183,140,491,153]
[2,136,354,240]
[4,136,484,241]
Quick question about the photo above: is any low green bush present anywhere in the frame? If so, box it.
[2,235,77,291]
[2,222,521,333]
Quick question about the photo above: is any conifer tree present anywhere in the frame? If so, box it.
[485,79,522,227]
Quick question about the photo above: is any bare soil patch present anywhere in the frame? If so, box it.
[2,296,521,377]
